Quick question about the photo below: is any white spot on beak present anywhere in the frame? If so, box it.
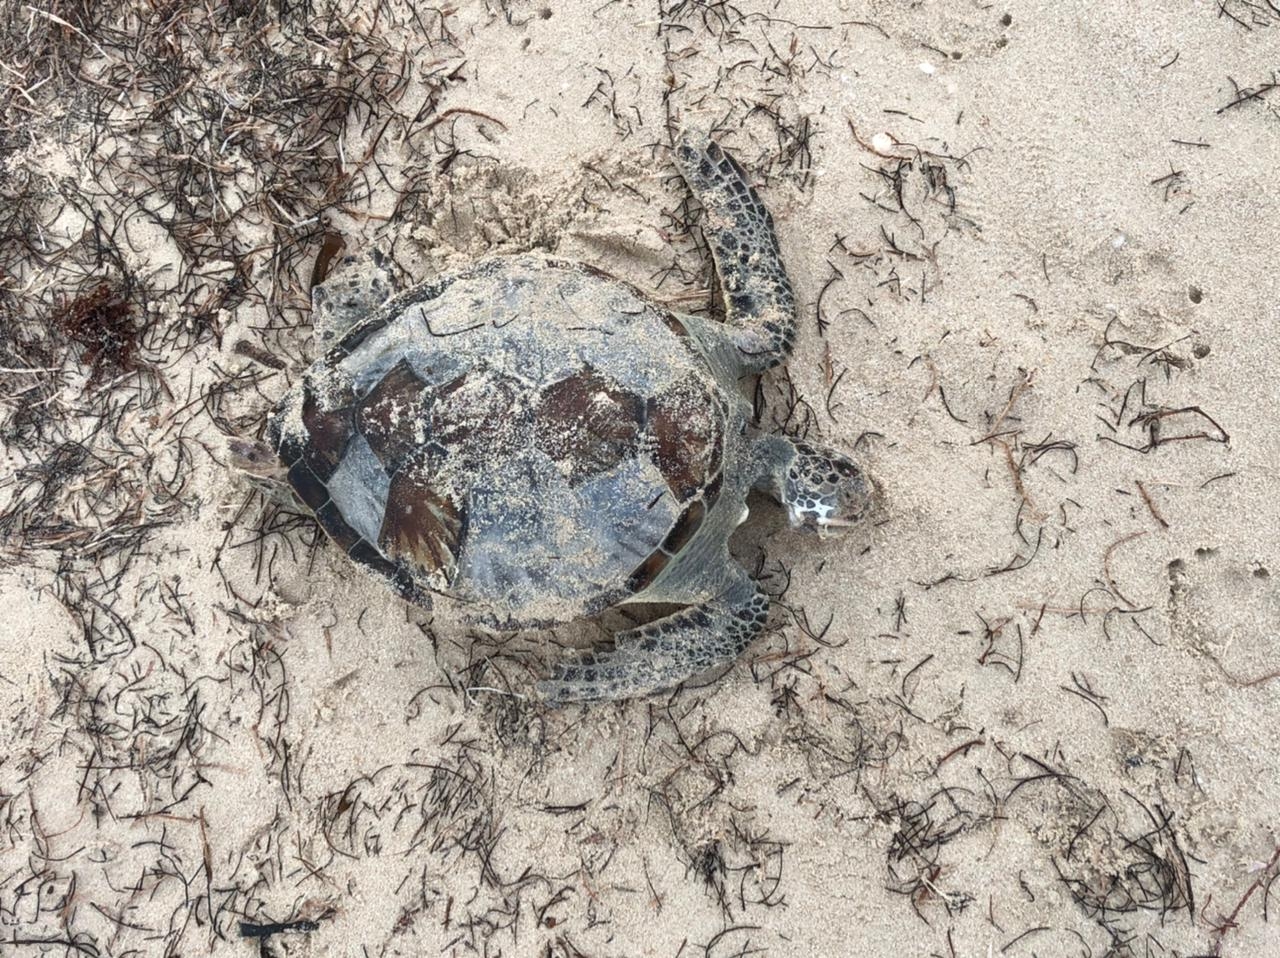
[788,502,838,531]
[737,504,750,527]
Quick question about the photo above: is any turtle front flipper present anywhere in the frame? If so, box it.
[312,247,400,347]
[537,573,769,705]
[672,130,796,372]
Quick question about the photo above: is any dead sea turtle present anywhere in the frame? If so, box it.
[231,131,872,704]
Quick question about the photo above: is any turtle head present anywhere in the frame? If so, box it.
[227,436,307,510]
[228,437,288,482]
[770,439,873,537]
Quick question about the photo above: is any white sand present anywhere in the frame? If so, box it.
[2,1,1278,955]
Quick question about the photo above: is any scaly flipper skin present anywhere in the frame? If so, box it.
[537,574,769,704]
[672,129,796,371]
[312,248,398,346]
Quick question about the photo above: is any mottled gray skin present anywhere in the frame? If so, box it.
[236,131,873,705]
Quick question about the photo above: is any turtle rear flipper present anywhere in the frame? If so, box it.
[537,574,769,704]
[672,129,796,371]
[313,248,400,346]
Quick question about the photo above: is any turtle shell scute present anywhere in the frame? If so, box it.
[660,499,705,555]
[378,457,467,581]
[533,367,644,484]
[315,500,360,554]
[625,549,672,594]
[287,459,330,511]
[646,373,726,503]
[429,368,523,458]
[268,378,358,479]
[354,358,431,473]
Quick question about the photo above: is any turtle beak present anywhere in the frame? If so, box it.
[787,507,828,536]
[815,517,859,540]
[787,509,861,538]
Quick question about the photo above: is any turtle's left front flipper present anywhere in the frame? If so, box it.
[672,130,796,371]
[537,574,769,705]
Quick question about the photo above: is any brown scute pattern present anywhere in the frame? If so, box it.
[299,382,356,479]
[707,429,725,494]
[625,549,672,594]
[534,368,644,484]
[355,359,430,472]
[658,310,689,339]
[647,374,724,502]
[287,459,330,510]
[661,499,705,555]
[378,461,466,580]
[430,369,520,456]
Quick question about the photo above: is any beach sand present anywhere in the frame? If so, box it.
[2,1,1278,955]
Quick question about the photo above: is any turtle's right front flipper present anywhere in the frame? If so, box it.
[672,130,796,372]
[537,574,769,705]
